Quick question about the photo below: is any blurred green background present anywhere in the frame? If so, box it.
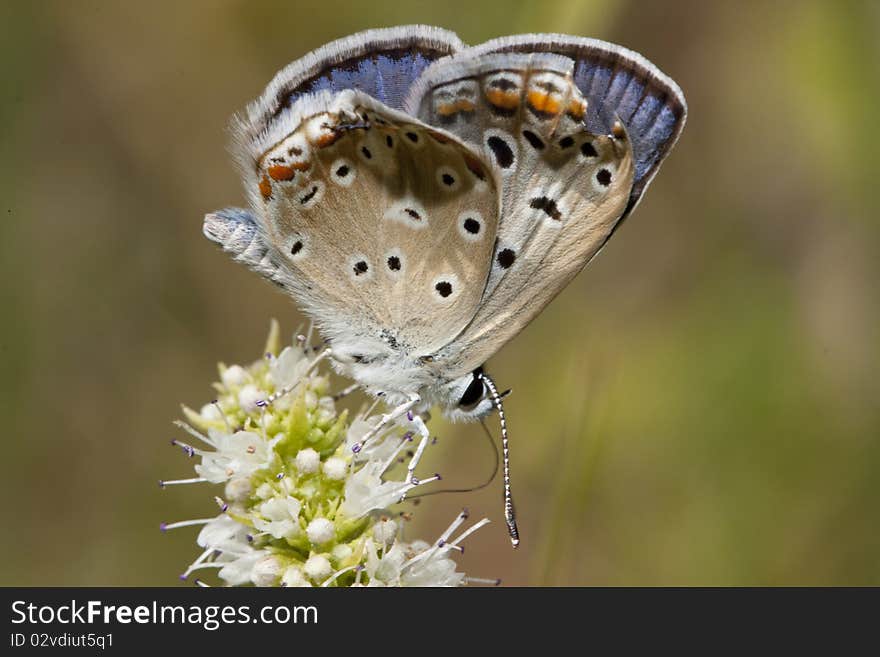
[1,0,878,586]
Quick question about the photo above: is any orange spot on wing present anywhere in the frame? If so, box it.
[436,99,475,116]
[527,90,561,115]
[485,88,520,110]
[258,175,272,200]
[313,131,340,148]
[267,165,298,181]
[567,98,587,119]
[436,103,458,116]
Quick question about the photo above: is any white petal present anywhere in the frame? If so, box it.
[221,364,248,387]
[306,518,335,545]
[295,448,320,474]
[303,555,332,581]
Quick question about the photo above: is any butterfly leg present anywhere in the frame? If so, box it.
[351,393,421,454]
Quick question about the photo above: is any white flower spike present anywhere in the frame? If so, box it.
[163,321,496,587]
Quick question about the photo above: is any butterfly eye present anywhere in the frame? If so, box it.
[458,369,485,410]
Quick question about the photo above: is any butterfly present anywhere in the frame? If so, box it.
[203,25,687,547]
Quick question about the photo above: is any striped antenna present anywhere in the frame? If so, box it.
[479,372,519,548]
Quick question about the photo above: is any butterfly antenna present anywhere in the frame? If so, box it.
[480,372,520,549]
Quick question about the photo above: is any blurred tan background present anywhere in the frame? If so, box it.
[1,0,878,586]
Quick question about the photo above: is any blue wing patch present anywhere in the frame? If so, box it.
[261,25,464,118]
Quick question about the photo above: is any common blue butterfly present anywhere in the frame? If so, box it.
[204,26,687,546]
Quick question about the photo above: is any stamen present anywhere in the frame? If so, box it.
[402,509,468,570]
[159,477,208,488]
[173,420,217,448]
[451,517,491,545]
[320,564,361,587]
[170,439,197,458]
[332,383,360,401]
[438,511,469,541]
[212,400,232,432]
[180,562,225,573]
[160,518,215,532]
[260,348,331,406]
[381,435,416,473]
[352,395,419,453]
[361,396,383,420]
[182,547,215,578]
[258,405,268,442]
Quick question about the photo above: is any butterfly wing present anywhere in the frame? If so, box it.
[404,40,683,377]
[210,88,500,360]
[468,34,687,218]
[242,25,464,149]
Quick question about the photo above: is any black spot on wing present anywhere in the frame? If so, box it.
[581,142,598,158]
[529,196,562,221]
[300,186,319,204]
[522,130,545,150]
[486,135,514,169]
[497,248,516,269]
[489,78,517,91]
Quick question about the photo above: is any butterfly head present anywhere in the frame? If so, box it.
[440,366,498,422]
